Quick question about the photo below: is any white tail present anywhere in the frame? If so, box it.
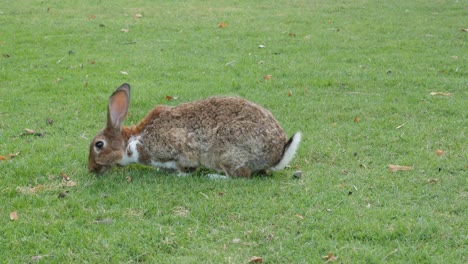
[270,132,302,171]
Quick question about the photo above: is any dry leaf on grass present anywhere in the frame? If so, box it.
[126,176,132,183]
[426,178,439,184]
[430,92,452,96]
[388,164,413,172]
[435,149,445,156]
[354,117,361,123]
[295,214,304,220]
[165,95,178,101]
[322,252,338,262]
[121,28,129,33]
[60,172,70,181]
[217,21,228,28]
[10,211,19,221]
[461,29,468,32]
[249,256,263,263]
[17,184,44,194]
[133,14,143,18]
[64,180,77,187]
[0,156,7,161]
[288,90,292,97]
[263,75,272,80]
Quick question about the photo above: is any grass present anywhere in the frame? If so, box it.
[0,0,466,263]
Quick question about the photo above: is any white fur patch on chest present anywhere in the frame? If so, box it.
[119,136,141,166]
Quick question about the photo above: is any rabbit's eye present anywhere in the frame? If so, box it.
[95,141,104,149]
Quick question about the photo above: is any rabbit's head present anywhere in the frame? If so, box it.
[88,84,130,173]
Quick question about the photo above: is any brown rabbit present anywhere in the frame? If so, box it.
[88,83,301,178]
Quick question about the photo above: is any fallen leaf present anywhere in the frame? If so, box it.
[88,15,97,20]
[426,178,439,184]
[133,13,143,18]
[10,211,18,221]
[64,180,77,187]
[2,53,10,58]
[165,95,178,101]
[462,29,468,32]
[54,77,63,84]
[288,32,296,37]
[0,156,7,161]
[263,75,272,80]
[396,124,405,129]
[94,217,113,224]
[388,164,413,172]
[287,90,293,97]
[295,214,304,220]
[126,176,132,183]
[217,21,228,28]
[435,149,445,156]
[121,28,129,33]
[354,117,361,123]
[89,60,96,64]
[322,252,338,262]
[258,44,266,48]
[430,92,452,96]
[120,71,128,75]
[25,128,35,134]
[249,256,263,263]
[60,172,70,181]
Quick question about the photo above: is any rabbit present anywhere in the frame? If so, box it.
[88,83,301,178]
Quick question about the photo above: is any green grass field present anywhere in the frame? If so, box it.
[1,0,466,263]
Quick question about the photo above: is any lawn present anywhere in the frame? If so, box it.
[0,0,466,263]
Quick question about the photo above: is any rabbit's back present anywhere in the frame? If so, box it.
[141,96,287,173]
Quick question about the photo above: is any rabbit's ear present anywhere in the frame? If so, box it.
[107,83,130,131]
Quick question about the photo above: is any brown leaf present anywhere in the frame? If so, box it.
[426,178,439,184]
[430,92,452,96]
[121,28,129,33]
[89,60,96,64]
[60,172,70,181]
[249,256,263,263]
[263,75,272,80]
[288,32,296,37]
[288,90,292,97]
[10,211,19,221]
[25,128,35,134]
[435,149,445,156]
[165,95,178,101]
[64,180,77,187]
[2,53,10,58]
[88,15,97,20]
[322,252,338,262]
[9,152,20,158]
[295,214,304,220]
[354,117,361,123]
[133,14,143,18]
[388,164,413,172]
[217,21,228,28]
[0,155,7,161]
[126,176,132,183]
